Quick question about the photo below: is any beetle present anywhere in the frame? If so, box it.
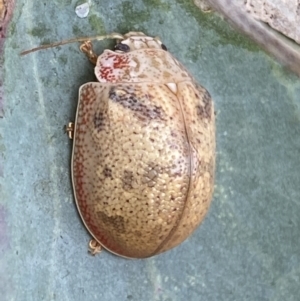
[22,31,215,258]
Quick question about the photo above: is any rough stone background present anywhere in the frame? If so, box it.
[197,0,300,45]
[245,0,300,44]
[196,0,300,77]
[1,1,300,300]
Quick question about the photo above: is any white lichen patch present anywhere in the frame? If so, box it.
[75,2,90,18]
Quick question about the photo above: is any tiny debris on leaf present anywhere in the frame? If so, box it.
[75,3,89,18]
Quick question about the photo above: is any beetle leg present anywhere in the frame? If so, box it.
[88,239,102,256]
[65,122,74,139]
[80,41,98,65]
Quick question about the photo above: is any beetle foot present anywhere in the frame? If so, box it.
[80,41,98,65]
[65,122,74,139]
[88,239,102,256]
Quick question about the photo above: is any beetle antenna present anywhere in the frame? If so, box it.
[20,33,124,56]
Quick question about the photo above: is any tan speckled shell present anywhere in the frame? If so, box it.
[72,33,215,258]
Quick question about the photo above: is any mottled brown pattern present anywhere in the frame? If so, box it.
[108,86,165,121]
[97,211,126,234]
[154,81,215,254]
[103,166,112,178]
[122,170,134,190]
[71,33,215,258]
[93,111,106,132]
[196,90,212,120]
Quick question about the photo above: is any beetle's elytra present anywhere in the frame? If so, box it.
[22,31,215,258]
[71,32,215,258]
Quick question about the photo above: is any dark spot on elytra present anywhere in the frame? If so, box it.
[142,162,163,187]
[196,90,212,120]
[109,86,165,121]
[195,157,215,180]
[103,166,112,178]
[93,111,106,131]
[97,211,125,233]
[122,170,134,190]
[134,230,142,237]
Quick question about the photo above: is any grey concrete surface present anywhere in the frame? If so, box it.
[1,0,300,300]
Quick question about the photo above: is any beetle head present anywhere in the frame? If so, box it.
[114,32,167,52]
